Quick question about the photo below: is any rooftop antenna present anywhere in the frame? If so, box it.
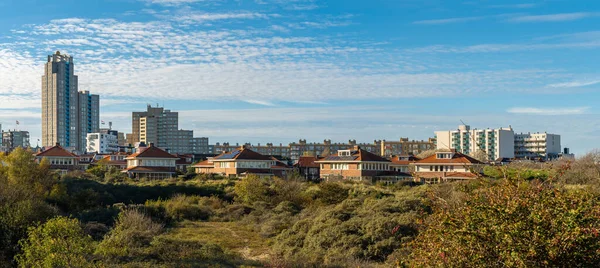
[460,119,467,125]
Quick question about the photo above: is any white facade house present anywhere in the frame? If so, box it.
[435,125,515,161]
[86,132,118,154]
[514,133,561,160]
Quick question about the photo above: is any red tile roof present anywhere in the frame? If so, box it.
[36,145,78,158]
[192,159,214,167]
[295,156,319,168]
[126,145,178,159]
[415,152,482,165]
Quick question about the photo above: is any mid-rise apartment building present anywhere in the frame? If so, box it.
[41,51,99,153]
[435,125,515,161]
[2,130,30,150]
[131,105,194,154]
[86,132,118,154]
[380,138,436,157]
[514,132,561,160]
[192,137,210,154]
[289,139,380,162]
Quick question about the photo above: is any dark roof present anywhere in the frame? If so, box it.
[213,148,272,161]
[295,156,319,168]
[416,151,482,165]
[126,145,178,159]
[36,145,78,158]
[317,149,390,162]
[390,155,420,165]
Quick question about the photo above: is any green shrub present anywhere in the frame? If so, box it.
[409,179,600,267]
[16,217,96,268]
[96,209,163,261]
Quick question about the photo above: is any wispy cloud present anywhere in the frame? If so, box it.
[489,3,537,9]
[413,16,483,25]
[244,100,277,106]
[547,80,600,88]
[507,107,590,115]
[139,0,208,6]
[508,12,598,23]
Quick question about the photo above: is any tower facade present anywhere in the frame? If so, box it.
[42,51,99,152]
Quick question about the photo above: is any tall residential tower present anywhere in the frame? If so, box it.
[42,51,99,152]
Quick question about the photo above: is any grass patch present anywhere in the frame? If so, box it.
[166,221,271,262]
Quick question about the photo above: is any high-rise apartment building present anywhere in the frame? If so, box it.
[435,125,515,161]
[41,51,99,152]
[514,133,561,160]
[131,105,194,154]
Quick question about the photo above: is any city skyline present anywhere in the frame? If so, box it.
[0,0,598,154]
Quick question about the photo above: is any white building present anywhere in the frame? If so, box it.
[86,132,118,154]
[514,132,561,160]
[435,125,515,161]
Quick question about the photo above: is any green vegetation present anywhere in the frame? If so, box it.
[2,148,600,267]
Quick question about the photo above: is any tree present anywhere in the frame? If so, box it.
[409,179,600,267]
[16,217,96,268]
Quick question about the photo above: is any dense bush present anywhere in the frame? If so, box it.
[96,209,164,261]
[409,179,600,267]
[16,217,96,268]
[273,187,426,266]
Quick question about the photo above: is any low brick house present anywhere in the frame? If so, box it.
[294,156,320,180]
[193,147,281,178]
[411,150,483,183]
[123,144,178,179]
[315,146,403,181]
[35,143,80,174]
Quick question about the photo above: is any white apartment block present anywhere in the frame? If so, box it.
[86,132,118,154]
[514,133,561,160]
[435,125,515,161]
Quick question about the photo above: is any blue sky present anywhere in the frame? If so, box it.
[0,0,598,154]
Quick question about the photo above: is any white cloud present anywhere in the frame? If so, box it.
[413,16,484,25]
[244,100,277,106]
[547,80,600,88]
[507,107,590,115]
[140,0,208,6]
[508,12,598,23]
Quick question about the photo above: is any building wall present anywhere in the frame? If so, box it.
[133,105,193,154]
[41,52,98,153]
[87,132,118,154]
[435,125,514,160]
[380,138,436,157]
[515,133,561,160]
[2,131,30,149]
[318,162,391,180]
[192,137,210,154]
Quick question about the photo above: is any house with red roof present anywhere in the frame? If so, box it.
[192,147,286,178]
[294,156,320,180]
[122,143,178,179]
[35,143,80,174]
[315,146,405,181]
[411,150,483,183]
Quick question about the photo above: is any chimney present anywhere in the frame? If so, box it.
[55,142,60,147]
